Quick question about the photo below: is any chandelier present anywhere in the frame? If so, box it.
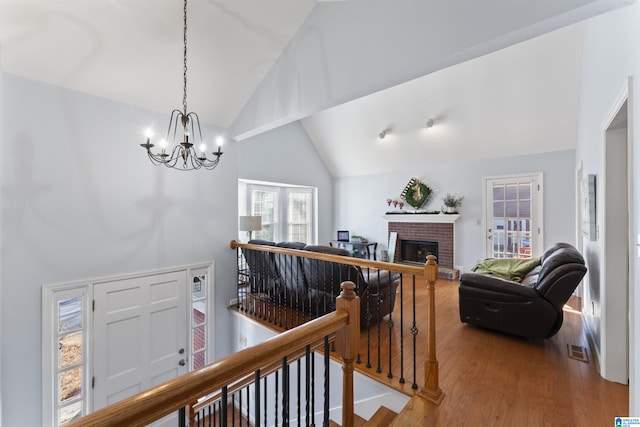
[140,0,223,171]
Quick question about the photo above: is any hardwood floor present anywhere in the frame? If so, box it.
[236,277,628,425]
[388,278,629,426]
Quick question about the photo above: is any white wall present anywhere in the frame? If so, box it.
[237,121,334,244]
[575,4,640,413]
[334,149,576,272]
[0,56,5,427]
[0,73,239,426]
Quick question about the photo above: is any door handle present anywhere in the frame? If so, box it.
[178,359,186,366]
[178,348,185,354]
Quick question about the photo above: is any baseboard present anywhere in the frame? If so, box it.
[581,311,601,374]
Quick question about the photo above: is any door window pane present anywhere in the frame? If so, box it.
[58,297,82,334]
[487,178,537,259]
[59,332,82,369]
[59,366,82,404]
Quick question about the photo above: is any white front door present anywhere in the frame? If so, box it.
[93,271,188,424]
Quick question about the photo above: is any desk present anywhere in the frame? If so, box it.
[329,241,377,260]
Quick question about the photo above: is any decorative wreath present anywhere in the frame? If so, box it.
[401,178,432,209]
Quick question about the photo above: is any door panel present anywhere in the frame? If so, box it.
[93,271,187,424]
[485,174,542,259]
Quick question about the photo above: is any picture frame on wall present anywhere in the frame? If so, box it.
[337,230,350,242]
[581,174,597,241]
[388,232,398,263]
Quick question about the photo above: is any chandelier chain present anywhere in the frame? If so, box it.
[183,0,188,114]
[140,0,223,171]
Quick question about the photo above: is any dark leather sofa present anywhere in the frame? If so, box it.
[242,240,400,326]
[458,243,587,338]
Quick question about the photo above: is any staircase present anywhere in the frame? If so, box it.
[330,393,437,427]
[330,405,399,427]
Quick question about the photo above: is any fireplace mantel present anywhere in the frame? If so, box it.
[383,214,460,224]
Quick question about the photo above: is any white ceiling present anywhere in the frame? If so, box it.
[0,0,628,177]
[0,0,316,128]
[301,23,585,177]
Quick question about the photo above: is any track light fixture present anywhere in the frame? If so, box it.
[379,130,387,140]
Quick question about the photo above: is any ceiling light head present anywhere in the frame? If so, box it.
[379,130,387,140]
[426,119,434,129]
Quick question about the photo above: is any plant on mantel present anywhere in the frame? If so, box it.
[442,193,464,213]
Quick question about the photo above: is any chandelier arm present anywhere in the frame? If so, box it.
[187,111,204,143]
[167,109,183,142]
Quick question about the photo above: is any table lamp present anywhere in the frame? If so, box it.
[239,216,262,242]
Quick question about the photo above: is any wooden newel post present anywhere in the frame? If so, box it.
[419,255,445,405]
[335,281,360,427]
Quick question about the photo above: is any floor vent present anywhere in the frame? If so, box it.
[567,344,589,363]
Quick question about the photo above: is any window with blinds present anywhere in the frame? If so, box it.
[239,180,317,244]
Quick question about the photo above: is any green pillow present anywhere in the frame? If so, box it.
[471,257,541,282]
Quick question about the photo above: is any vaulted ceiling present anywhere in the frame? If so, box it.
[0,0,631,177]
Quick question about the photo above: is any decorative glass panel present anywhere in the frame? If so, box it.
[58,297,82,334]
[192,276,206,299]
[192,302,206,326]
[59,366,82,404]
[58,400,82,425]
[59,332,82,369]
[193,352,205,370]
[193,325,206,352]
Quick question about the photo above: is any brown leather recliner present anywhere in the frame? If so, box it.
[458,243,587,338]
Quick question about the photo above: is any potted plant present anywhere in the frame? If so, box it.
[442,193,464,213]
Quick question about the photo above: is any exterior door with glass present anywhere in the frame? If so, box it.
[484,173,542,259]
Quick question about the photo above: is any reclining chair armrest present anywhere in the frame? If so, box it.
[459,273,538,298]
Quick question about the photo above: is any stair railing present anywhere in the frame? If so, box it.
[231,240,444,404]
[66,282,360,427]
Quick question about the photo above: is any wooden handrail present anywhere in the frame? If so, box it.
[233,239,445,404]
[67,283,360,427]
[189,338,330,414]
[230,239,426,276]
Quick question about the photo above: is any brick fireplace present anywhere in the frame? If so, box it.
[384,214,459,270]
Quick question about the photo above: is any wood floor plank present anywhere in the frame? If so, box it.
[235,277,629,425]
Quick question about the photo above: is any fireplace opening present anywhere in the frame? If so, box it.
[401,240,439,264]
